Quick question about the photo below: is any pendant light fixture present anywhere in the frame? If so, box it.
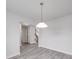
[36,2,48,28]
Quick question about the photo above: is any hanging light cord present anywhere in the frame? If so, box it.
[40,2,43,22]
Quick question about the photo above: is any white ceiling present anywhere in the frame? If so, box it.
[6,0,72,21]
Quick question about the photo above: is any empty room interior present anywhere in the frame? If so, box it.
[6,0,72,59]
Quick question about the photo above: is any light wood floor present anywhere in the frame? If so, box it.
[9,44,72,59]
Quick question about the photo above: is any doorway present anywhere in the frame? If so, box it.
[21,25,28,45]
[20,24,39,46]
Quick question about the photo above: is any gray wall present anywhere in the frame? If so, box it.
[28,26,36,44]
[39,15,72,55]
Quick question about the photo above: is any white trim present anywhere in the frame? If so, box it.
[7,52,20,59]
[39,45,72,55]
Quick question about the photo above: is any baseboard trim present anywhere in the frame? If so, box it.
[7,52,20,59]
[39,45,72,55]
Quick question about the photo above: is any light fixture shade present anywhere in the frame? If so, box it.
[36,22,48,28]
